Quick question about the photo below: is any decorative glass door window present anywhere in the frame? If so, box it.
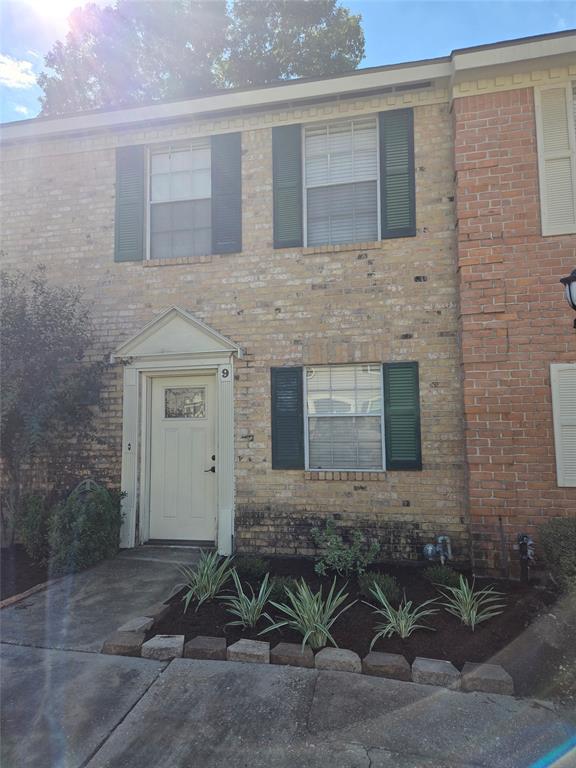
[304,117,379,247]
[164,387,206,419]
[149,141,211,259]
[305,364,384,470]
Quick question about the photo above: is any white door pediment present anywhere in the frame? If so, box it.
[113,306,242,360]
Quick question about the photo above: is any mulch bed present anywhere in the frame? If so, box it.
[154,557,556,669]
[1,545,51,601]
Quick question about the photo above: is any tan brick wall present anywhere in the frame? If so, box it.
[0,94,467,561]
[454,87,576,575]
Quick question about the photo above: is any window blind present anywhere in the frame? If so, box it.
[304,119,379,246]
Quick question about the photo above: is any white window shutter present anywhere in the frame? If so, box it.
[535,85,576,236]
[551,364,576,487]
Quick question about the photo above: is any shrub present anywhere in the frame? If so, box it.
[439,576,506,631]
[48,485,123,574]
[423,564,462,589]
[1,267,105,545]
[358,572,401,604]
[269,576,299,603]
[222,570,272,629]
[234,555,270,583]
[311,518,380,577]
[179,550,233,612]
[366,586,437,644]
[261,578,354,650]
[16,494,51,562]
[540,518,576,593]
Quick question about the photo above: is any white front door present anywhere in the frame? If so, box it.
[149,375,216,541]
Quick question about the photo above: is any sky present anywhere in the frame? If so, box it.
[0,0,575,123]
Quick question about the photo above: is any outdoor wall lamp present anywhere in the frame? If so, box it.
[560,268,576,328]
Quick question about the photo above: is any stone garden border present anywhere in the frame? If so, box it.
[101,595,515,696]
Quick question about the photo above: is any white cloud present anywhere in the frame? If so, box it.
[0,54,37,89]
[13,104,30,115]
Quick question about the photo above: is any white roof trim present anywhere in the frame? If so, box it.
[0,61,449,143]
[1,30,574,144]
[452,32,576,73]
[112,305,243,360]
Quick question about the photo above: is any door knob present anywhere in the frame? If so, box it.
[204,466,216,473]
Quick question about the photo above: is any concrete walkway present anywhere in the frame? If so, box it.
[1,549,575,768]
[0,546,197,652]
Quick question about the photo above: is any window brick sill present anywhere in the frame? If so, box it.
[143,255,213,267]
[305,471,386,481]
[274,241,382,256]
[141,242,386,266]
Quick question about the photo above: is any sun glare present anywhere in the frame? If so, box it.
[24,0,85,22]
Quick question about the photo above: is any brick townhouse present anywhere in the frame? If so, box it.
[0,30,574,574]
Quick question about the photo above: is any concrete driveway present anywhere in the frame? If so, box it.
[1,548,575,768]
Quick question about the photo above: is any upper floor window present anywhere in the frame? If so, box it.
[304,118,379,246]
[149,142,212,260]
[272,108,416,250]
[535,83,576,236]
[114,133,241,264]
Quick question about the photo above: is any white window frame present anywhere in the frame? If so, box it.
[302,117,381,248]
[303,364,386,472]
[534,82,576,237]
[146,139,211,261]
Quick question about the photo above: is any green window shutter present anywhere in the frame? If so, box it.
[114,145,145,262]
[211,132,242,254]
[273,125,303,249]
[379,109,416,239]
[271,367,304,469]
[383,362,422,471]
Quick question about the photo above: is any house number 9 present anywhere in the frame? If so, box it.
[220,368,230,381]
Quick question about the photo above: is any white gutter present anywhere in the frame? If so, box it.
[1,30,574,144]
[452,32,576,73]
[0,60,450,143]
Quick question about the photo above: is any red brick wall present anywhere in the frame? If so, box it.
[454,87,576,575]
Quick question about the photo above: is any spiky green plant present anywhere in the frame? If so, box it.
[366,584,437,645]
[261,578,354,650]
[439,575,506,631]
[179,550,233,612]
[221,569,273,629]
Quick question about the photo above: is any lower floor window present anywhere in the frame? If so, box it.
[305,364,383,470]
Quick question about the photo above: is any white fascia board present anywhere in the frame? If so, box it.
[452,33,576,73]
[0,60,450,143]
